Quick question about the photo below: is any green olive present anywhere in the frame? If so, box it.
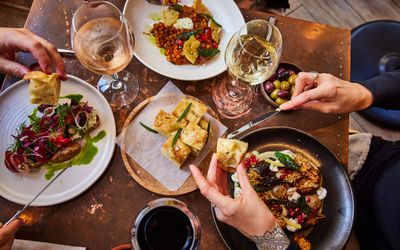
[273,80,281,89]
[275,97,288,105]
[270,89,280,99]
[290,85,295,95]
[280,81,290,91]
[288,74,297,85]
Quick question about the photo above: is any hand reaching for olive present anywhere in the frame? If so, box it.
[279,72,373,113]
[190,154,277,236]
[0,28,66,79]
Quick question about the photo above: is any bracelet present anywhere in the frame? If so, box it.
[251,225,290,250]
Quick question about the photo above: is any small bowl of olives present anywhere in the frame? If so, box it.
[261,62,302,108]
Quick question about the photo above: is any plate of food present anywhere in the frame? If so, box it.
[0,72,116,206]
[117,81,227,195]
[123,0,245,80]
[212,127,354,250]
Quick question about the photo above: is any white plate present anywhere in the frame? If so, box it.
[0,75,116,206]
[123,0,245,81]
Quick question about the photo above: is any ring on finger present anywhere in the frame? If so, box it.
[310,71,319,84]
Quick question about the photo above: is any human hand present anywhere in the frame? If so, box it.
[0,28,66,79]
[279,72,373,113]
[190,154,277,236]
[0,219,22,250]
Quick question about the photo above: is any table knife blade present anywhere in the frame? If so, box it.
[227,109,281,139]
[2,166,69,227]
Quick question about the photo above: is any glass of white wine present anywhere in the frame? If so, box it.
[213,19,282,118]
[72,1,138,109]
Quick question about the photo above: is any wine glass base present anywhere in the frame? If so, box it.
[98,70,139,109]
[212,78,253,119]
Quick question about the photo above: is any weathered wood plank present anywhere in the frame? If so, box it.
[347,0,400,21]
[299,0,365,28]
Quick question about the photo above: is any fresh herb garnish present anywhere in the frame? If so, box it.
[275,151,299,171]
[205,121,211,144]
[169,4,183,12]
[177,30,202,41]
[172,128,182,146]
[139,122,159,134]
[60,94,83,104]
[177,103,192,122]
[8,137,23,152]
[198,48,220,57]
[28,108,41,133]
[299,196,312,216]
[55,104,69,130]
[199,13,222,27]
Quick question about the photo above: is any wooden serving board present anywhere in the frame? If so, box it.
[120,96,219,196]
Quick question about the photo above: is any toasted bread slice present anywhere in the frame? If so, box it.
[162,136,191,167]
[24,71,61,105]
[216,138,248,173]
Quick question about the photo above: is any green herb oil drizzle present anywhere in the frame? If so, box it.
[43,130,107,180]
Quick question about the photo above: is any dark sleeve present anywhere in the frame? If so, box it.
[358,70,400,110]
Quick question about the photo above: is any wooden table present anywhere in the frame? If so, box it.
[0,0,350,249]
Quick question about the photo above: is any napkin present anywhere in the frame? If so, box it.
[13,239,86,250]
[116,81,227,191]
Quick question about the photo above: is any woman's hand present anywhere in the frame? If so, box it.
[0,219,22,250]
[190,154,277,236]
[280,72,373,113]
[0,28,66,79]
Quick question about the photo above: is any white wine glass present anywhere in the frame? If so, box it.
[72,1,139,109]
[213,19,282,118]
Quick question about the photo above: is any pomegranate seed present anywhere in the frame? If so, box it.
[176,40,184,46]
[212,42,218,48]
[200,34,207,42]
[306,197,311,203]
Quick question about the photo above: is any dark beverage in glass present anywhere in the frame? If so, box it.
[131,198,201,250]
[137,206,194,250]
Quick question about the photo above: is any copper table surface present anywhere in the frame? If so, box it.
[0,0,350,249]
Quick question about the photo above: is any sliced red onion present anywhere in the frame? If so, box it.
[74,111,88,129]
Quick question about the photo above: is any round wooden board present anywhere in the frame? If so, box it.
[120,96,218,196]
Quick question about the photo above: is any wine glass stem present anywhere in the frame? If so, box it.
[111,73,123,90]
[229,79,239,98]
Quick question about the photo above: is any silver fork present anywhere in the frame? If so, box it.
[252,16,277,94]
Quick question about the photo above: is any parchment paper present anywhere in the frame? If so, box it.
[116,82,227,191]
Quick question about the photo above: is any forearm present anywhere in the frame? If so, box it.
[359,70,400,110]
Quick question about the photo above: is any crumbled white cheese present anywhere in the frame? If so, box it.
[280,150,295,158]
[286,218,300,232]
[269,164,279,172]
[317,187,327,200]
[287,187,301,202]
[173,18,194,30]
[231,172,238,183]
[234,186,242,199]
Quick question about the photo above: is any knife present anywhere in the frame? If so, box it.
[57,48,76,58]
[2,166,69,227]
[227,108,281,139]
